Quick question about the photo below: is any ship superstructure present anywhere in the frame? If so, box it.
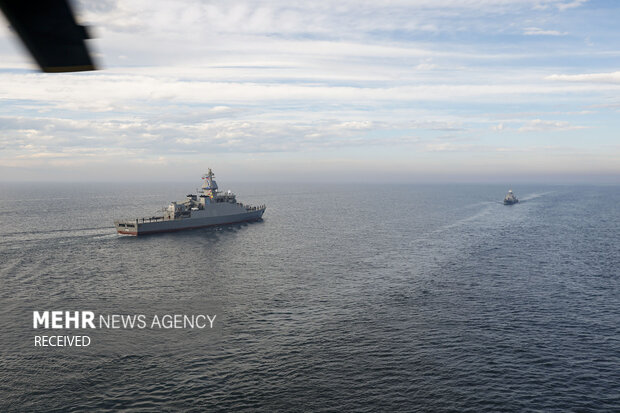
[115,168,265,235]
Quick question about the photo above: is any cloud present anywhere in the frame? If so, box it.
[75,0,574,36]
[414,63,438,70]
[533,0,589,11]
[3,70,617,117]
[0,115,423,156]
[523,27,567,36]
[0,0,617,182]
[517,119,586,132]
[546,71,620,84]
[555,0,589,11]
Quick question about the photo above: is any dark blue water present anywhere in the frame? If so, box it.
[1,183,618,412]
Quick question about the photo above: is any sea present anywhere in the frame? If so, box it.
[0,182,618,412]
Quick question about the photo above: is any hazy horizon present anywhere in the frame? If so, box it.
[1,168,618,185]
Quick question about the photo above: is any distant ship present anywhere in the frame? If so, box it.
[115,169,265,236]
[503,189,519,205]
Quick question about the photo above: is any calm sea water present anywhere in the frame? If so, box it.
[0,183,618,412]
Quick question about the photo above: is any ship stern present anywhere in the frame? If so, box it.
[114,220,139,235]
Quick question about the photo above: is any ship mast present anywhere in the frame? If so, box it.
[201,168,218,199]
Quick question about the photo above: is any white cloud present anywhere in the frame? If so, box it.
[517,119,586,132]
[414,63,439,70]
[546,71,620,84]
[533,0,589,11]
[523,27,567,36]
[555,0,589,11]
[2,69,618,114]
[492,123,505,131]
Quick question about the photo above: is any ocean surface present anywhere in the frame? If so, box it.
[0,182,618,412]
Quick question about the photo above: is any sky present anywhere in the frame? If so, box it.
[0,0,619,183]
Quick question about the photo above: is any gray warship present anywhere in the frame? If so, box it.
[115,169,265,235]
[503,189,519,205]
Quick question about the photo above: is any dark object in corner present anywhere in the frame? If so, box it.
[0,0,96,72]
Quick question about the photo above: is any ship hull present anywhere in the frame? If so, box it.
[115,209,264,236]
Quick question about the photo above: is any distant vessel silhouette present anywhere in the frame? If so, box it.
[503,189,519,205]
